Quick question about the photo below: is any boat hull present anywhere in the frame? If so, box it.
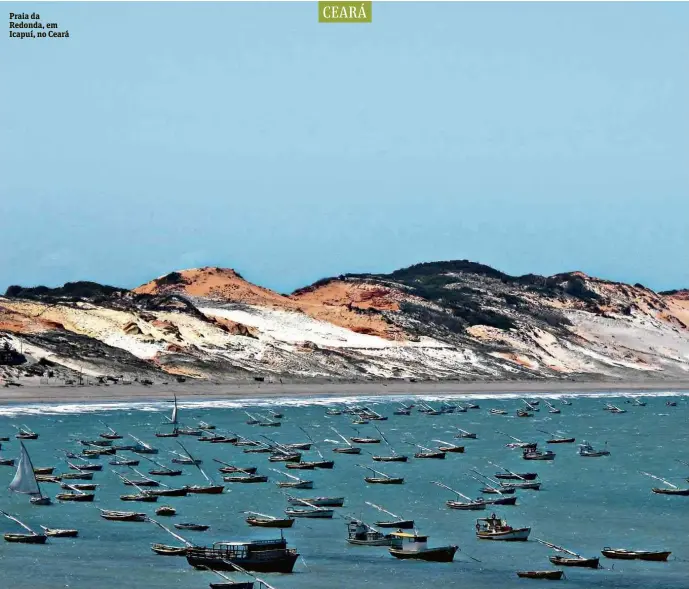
[517,570,564,580]
[246,517,294,528]
[186,550,299,573]
[4,533,47,544]
[549,556,599,568]
[602,549,671,561]
[477,527,531,541]
[389,545,457,562]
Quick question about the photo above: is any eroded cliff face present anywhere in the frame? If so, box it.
[2,261,688,384]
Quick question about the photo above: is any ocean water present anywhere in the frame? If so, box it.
[0,391,688,589]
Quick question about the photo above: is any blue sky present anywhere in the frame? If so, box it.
[1,2,687,293]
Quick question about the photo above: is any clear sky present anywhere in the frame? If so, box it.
[1,2,687,294]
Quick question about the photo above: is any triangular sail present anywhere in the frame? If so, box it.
[9,442,41,495]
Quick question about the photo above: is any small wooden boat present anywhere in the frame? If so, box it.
[641,471,689,495]
[365,502,414,528]
[178,427,203,436]
[120,493,158,502]
[516,409,534,418]
[601,547,671,561]
[433,440,464,453]
[495,472,538,481]
[268,452,301,463]
[175,523,209,531]
[476,515,530,541]
[186,484,225,494]
[413,443,445,459]
[80,439,114,447]
[0,458,16,466]
[244,512,295,528]
[389,532,457,562]
[287,496,344,507]
[435,482,486,510]
[325,408,343,416]
[359,463,404,484]
[223,474,269,484]
[270,469,312,489]
[544,401,562,414]
[284,462,316,470]
[483,495,518,506]
[536,538,600,568]
[516,570,563,580]
[36,475,61,483]
[33,467,55,475]
[61,471,94,480]
[334,447,361,454]
[14,426,39,440]
[56,491,95,502]
[373,454,408,462]
[350,437,381,444]
[284,443,311,450]
[215,461,257,475]
[156,506,176,516]
[489,409,508,415]
[147,486,189,497]
[99,422,123,440]
[100,509,147,522]
[284,507,333,518]
[454,429,477,439]
[1,511,47,543]
[40,526,79,538]
[110,459,140,466]
[151,543,188,556]
[60,483,97,490]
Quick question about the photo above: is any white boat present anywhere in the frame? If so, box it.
[9,442,51,505]
[489,409,508,415]
[476,515,531,541]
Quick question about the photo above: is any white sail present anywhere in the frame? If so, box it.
[171,396,178,425]
[9,442,41,495]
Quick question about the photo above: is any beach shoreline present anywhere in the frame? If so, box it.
[0,378,687,405]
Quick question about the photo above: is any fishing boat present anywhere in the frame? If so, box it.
[494,472,538,481]
[413,443,445,459]
[639,471,689,495]
[523,448,556,461]
[522,399,540,412]
[389,532,457,562]
[330,427,362,454]
[603,403,626,414]
[214,459,258,475]
[121,468,159,487]
[538,429,575,444]
[1,511,47,543]
[120,492,158,502]
[434,481,486,510]
[578,441,610,457]
[561,399,572,406]
[61,470,94,481]
[152,543,189,556]
[147,486,189,497]
[81,447,115,457]
[346,520,394,546]
[365,501,414,528]
[224,473,269,483]
[516,571,564,580]
[60,483,97,490]
[33,467,54,475]
[156,506,176,516]
[270,469,312,489]
[56,484,96,502]
[497,432,538,450]
[393,407,411,416]
[536,538,600,568]
[175,523,210,531]
[9,441,51,505]
[284,462,316,470]
[516,409,533,418]
[0,457,16,466]
[268,452,301,463]
[489,409,508,415]
[99,421,123,440]
[350,436,381,444]
[544,401,561,414]
[169,450,202,465]
[476,514,530,541]
[244,512,295,528]
[178,427,203,436]
[325,408,342,416]
[68,462,102,472]
[178,442,225,494]
[485,463,541,490]
[40,526,79,537]
[359,464,404,484]
[14,425,39,440]
[100,509,147,522]
[433,440,464,453]
[186,538,300,573]
[283,496,335,518]
[455,428,478,439]
[601,547,671,561]
[287,495,344,507]
[80,439,114,447]
[128,434,158,454]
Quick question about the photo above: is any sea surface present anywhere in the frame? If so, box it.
[0,391,688,589]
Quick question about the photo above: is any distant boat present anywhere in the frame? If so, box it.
[244,511,294,529]
[601,547,671,561]
[434,481,486,511]
[346,519,394,546]
[100,509,147,522]
[9,441,51,505]
[40,526,79,538]
[578,441,610,457]
[454,428,477,439]
[489,409,508,415]
[516,571,563,580]
[365,501,414,529]
[535,538,600,568]
[358,464,404,485]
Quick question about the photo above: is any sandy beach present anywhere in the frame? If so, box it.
[0,378,687,405]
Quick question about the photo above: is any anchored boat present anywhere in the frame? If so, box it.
[475,514,530,541]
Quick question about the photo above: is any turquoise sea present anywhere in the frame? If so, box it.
[0,391,688,589]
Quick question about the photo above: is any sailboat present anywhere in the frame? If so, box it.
[99,420,123,440]
[358,464,404,485]
[156,395,180,437]
[365,501,414,529]
[1,511,47,544]
[328,428,361,454]
[535,538,600,568]
[433,481,486,510]
[371,425,408,462]
[9,441,51,505]
[149,517,194,556]
[178,442,224,494]
[295,427,335,468]
[641,471,689,495]
[454,428,477,440]
[270,469,312,489]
